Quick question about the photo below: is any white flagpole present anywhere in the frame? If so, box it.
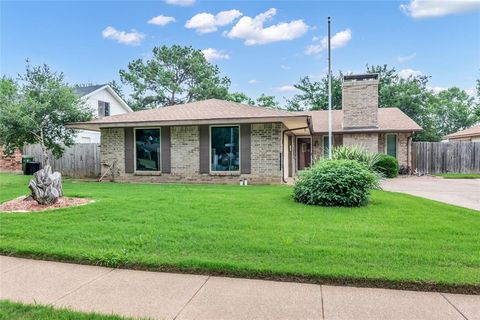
[328,17,333,159]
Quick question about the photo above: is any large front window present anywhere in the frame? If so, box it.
[211,126,240,172]
[135,128,160,171]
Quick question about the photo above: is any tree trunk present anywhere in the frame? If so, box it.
[28,165,63,205]
[40,129,50,167]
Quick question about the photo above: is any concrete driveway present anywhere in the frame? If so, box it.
[382,176,480,211]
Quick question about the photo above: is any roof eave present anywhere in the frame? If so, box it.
[67,115,309,131]
[312,128,423,134]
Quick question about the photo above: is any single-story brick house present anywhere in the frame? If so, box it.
[70,74,422,184]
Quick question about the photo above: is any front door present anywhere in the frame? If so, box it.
[297,138,311,170]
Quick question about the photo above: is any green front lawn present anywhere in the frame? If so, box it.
[434,173,480,179]
[0,173,479,291]
[0,300,131,320]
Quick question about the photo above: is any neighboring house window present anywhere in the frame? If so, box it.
[323,135,329,158]
[135,128,160,171]
[210,126,240,172]
[386,134,397,158]
[98,101,110,117]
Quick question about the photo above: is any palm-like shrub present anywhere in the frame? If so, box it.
[331,145,382,172]
[293,160,379,207]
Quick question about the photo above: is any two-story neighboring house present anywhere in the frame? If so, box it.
[74,84,132,143]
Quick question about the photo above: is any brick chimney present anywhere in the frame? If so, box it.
[342,74,379,129]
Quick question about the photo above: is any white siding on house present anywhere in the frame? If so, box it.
[75,87,131,143]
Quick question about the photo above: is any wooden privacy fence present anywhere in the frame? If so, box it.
[23,143,101,178]
[412,142,480,174]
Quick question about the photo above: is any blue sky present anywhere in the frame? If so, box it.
[1,0,479,104]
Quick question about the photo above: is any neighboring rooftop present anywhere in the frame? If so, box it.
[73,84,107,97]
[305,108,422,133]
[444,124,480,139]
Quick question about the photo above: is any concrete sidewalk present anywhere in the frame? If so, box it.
[1,256,479,320]
[382,176,480,211]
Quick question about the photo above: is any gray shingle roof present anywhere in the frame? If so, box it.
[302,108,422,133]
[73,84,107,97]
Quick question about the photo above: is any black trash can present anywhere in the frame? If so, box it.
[25,161,41,175]
[22,155,34,174]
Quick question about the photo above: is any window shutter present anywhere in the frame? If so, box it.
[161,127,171,173]
[124,128,134,173]
[199,125,210,174]
[240,124,251,174]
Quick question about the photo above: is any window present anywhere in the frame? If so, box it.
[323,135,329,157]
[98,101,110,117]
[386,134,397,158]
[211,126,240,172]
[135,128,160,171]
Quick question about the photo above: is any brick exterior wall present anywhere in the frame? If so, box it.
[342,79,379,128]
[100,123,283,184]
[378,133,385,153]
[377,132,410,166]
[100,128,125,177]
[0,146,22,172]
[251,123,282,177]
[397,133,409,167]
[171,126,199,177]
[343,133,379,154]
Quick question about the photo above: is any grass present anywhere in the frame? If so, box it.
[0,173,479,293]
[433,173,480,179]
[0,300,131,320]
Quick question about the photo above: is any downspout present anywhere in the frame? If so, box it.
[407,132,413,173]
[281,116,312,183]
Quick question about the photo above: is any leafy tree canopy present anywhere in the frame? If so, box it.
[287,64,479,141]
[120,45,230,110]
[0,62,92,165]
[286,73,343,111]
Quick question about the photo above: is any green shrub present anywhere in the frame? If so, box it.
[375,154,399,178]
[331,145,382,172]
[293,160,379,207]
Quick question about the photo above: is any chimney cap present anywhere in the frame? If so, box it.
[343,73,379,82]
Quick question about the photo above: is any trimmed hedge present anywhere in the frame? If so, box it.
[375,154,399,178]
[293,160,378,207]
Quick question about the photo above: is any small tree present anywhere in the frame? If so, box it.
[0,62,93,167]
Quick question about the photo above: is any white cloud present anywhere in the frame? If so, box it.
[165,0,195,6]
[102,26,145,46]
[226,8,309,45]
[305,28,352,55]
[186,10,242,33]
[248,79,258,84]
[465,88,475,97]
[398,68,423,79]
[400,0,480,18]
[201,48,230,61]
[428,86,448,93]
[276,85,299,92]
[148,15,176,26]
[280,65,291,70]
[397,52,417,63]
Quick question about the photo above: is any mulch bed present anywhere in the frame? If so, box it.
[0,196,92,213]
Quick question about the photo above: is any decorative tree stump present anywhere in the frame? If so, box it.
[28,165,64,205]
